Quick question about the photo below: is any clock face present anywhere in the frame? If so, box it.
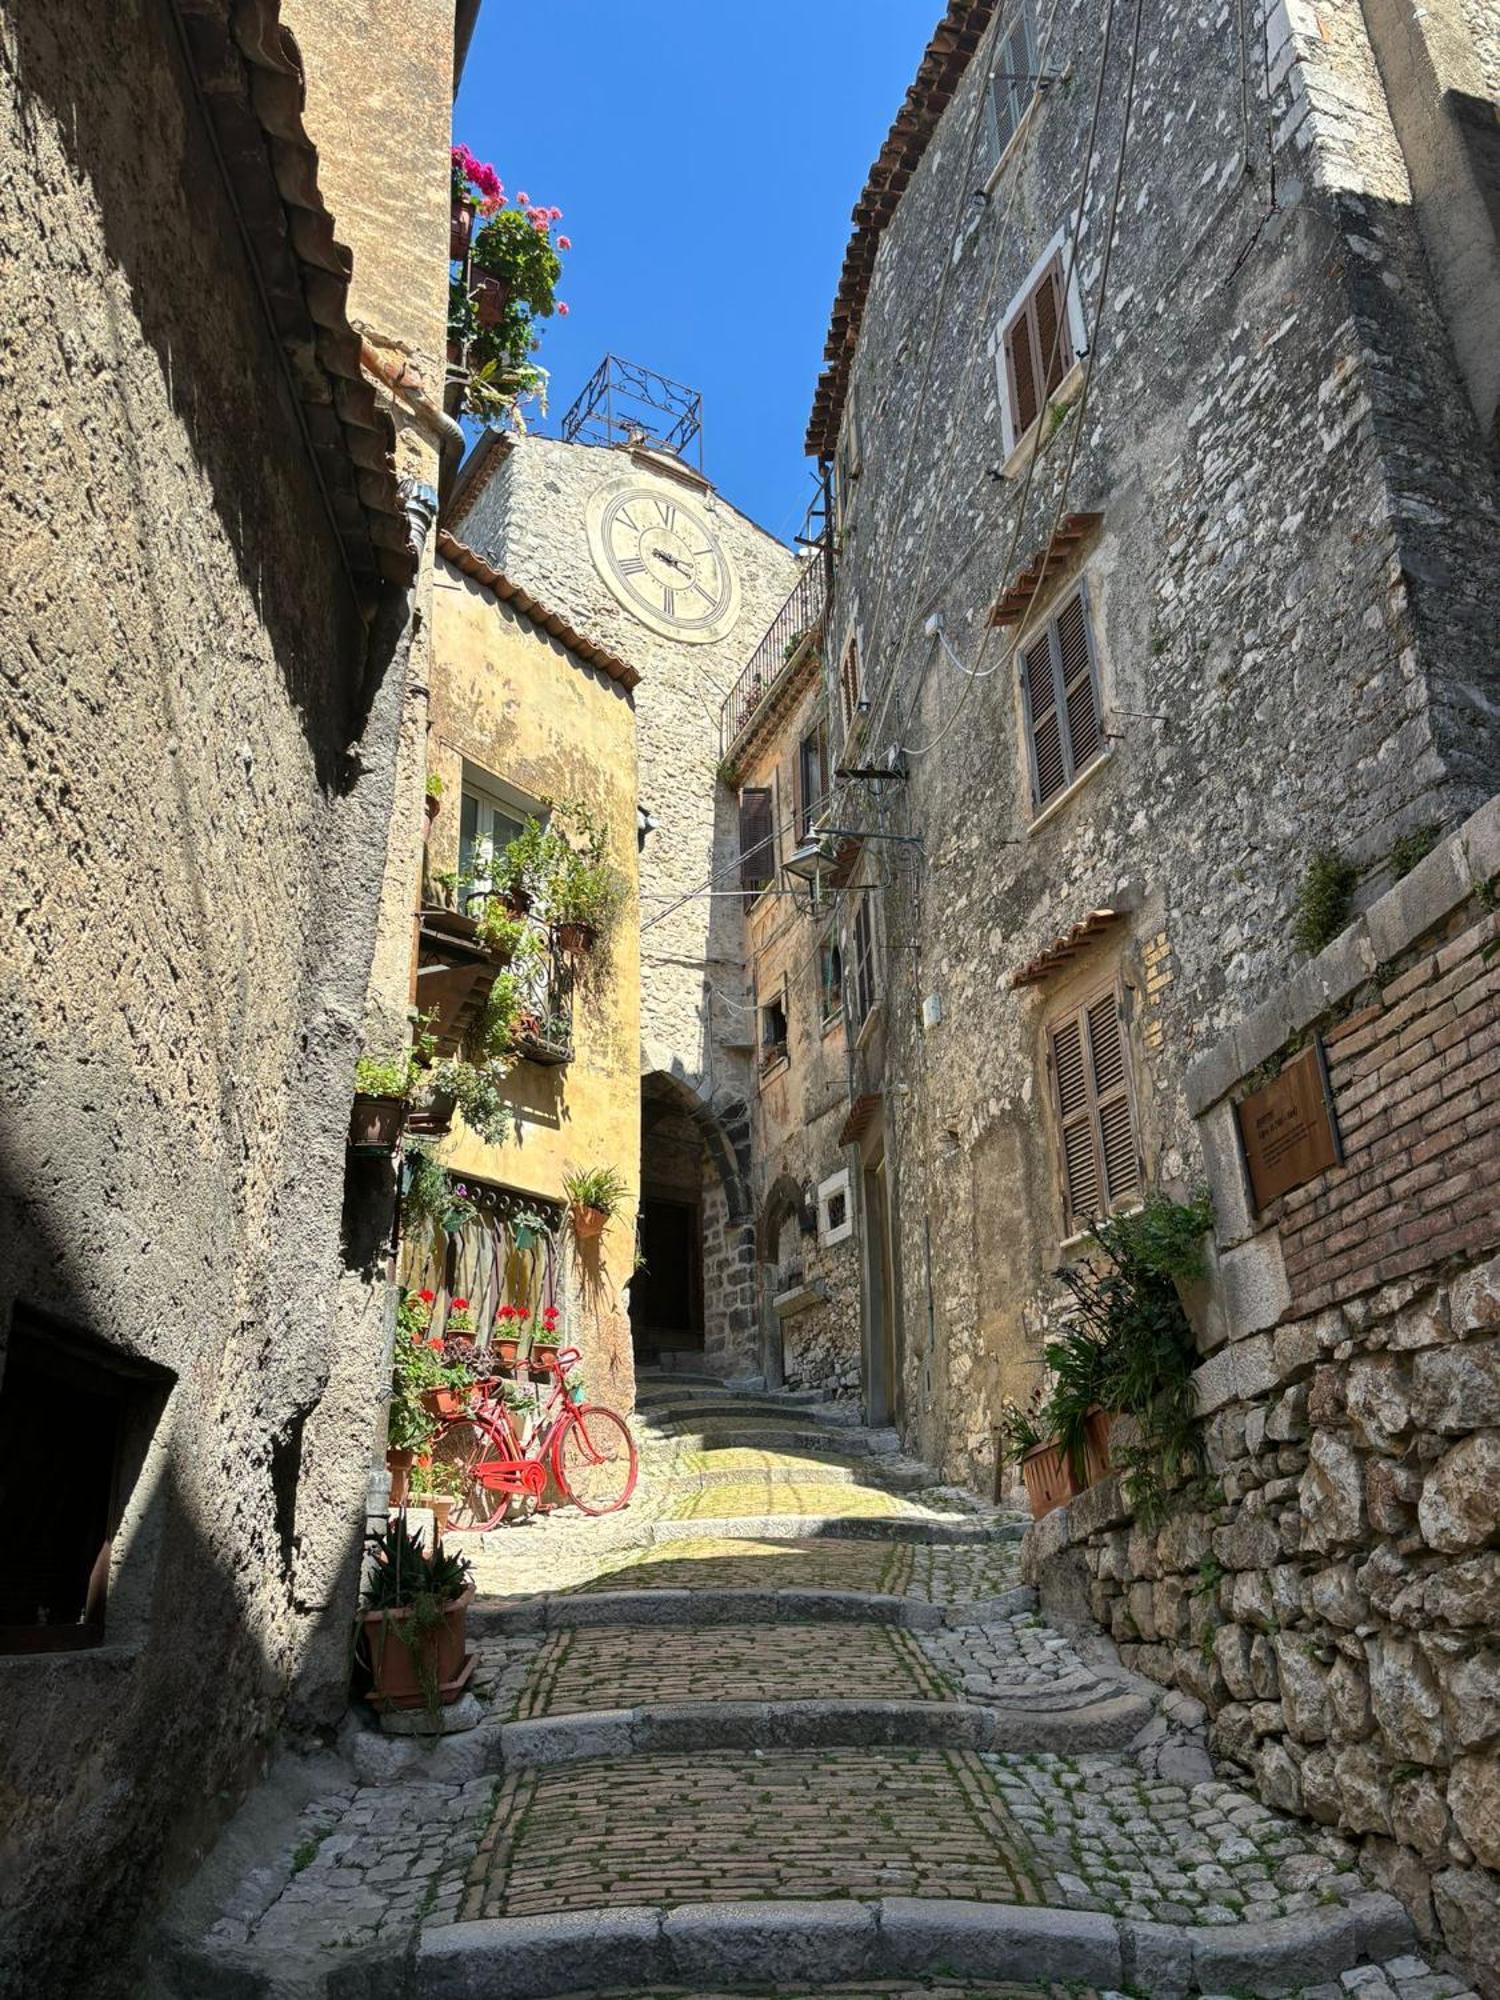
[586,479,741,645]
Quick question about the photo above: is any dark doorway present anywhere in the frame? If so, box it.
[630,1197,703,1361]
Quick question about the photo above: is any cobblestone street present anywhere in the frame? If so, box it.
[159,1380,1481,1999]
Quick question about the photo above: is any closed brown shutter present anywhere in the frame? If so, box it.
[1050,985,1141,1232]
[840,637,862,729]
[1057,592,1101,772]
[1018,587,1103,817]
[738,788,773,900]
[1085,991,1141,1206]
[1021,629,1066,808]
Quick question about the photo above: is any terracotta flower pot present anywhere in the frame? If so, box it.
[361,1584,474,1711]
[386,1447,414,1507]
[420,1386,470,1421]
[472,273,508,327]
[570,1203,608,1241]
[554,920,597,956]
[429,1495,453,1540]
[1020,1439,1080,1521]
[531,1341,561,1371]
[349,1094,407,1153]
[501,888,532,918]
[1083,1407,1117,1488]
[449,196,474,261]
[492,1335,520,1368]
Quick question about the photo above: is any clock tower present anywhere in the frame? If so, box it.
[446,375,801,1375]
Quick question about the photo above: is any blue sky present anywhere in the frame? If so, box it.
[455,3,937,545]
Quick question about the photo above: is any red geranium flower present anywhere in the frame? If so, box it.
[451,1298,469,1311]
[419,1289,436,1305]
[496,1303,516,1322]
[427,1337,443,1350]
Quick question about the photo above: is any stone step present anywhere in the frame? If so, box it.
[647,1424,903,1458]
[641,1456,937,1493]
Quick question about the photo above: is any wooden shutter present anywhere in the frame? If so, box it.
[1056,591,1101,774]
[738,788,773,899]
[1005,314,1039,440]
[1049,986,1141,1233]
[1032,255,1071,398]
[1021,627,1066,809]
[797,723,827,839]
[840,638,862,729]
[851,897,876,1027]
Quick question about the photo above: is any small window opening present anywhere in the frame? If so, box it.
[760,995,789,1072]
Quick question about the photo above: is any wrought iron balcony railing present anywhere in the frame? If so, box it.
[719,559,827,762]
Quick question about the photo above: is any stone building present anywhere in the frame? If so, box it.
[411,535,644,1412]
[718,562,867,1398]
[749,0,1500,1983]
[448,425,800,1375]
[0,0,464,1988]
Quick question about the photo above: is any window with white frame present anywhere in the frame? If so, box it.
[459,769,543,902]
[817,1169,853,1247]
[996,229,1087,459]
[984,1,1038,171]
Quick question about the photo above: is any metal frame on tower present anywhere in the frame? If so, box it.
[560,354,704,467]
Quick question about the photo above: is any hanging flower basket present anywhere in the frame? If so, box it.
[450,195,475,261]
[419,1386,471,1421]
[350,1094,408,1153]
[472,273,509,327]
[554,920,597,956]
[570,1202,608,1241]
[492,1335,520,1369]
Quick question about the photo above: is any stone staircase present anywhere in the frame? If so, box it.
[147,1373,1470,2000]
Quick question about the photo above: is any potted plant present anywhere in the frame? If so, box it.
[358,1516,475,1717]
[409,1455,466,1539]
[562,1164,627,1241]
[530,1302,563,1370]
[388,1291,439,1501]
[546,803,623,955]
[349,1051,416,1152]
[425,772,444,825]
[492,1302,525,1368]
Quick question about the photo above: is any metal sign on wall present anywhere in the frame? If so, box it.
[1236,1040,1343,1213]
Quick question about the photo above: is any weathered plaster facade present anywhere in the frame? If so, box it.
[807,0,1500,1485]
[423,553,643,1411]
[0,0,447,1988]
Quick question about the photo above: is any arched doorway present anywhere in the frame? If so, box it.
[631,1072,757,1377]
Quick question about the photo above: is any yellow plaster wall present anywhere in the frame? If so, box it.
[428,558,642,1409]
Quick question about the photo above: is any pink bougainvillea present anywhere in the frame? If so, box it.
[451,144,504,213]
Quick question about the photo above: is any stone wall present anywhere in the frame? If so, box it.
[0,1,424,1989]
[813,0,1500,1487]
[1028,802,1500,1994]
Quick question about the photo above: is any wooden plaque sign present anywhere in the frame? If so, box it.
[1236,1041,1343,1213]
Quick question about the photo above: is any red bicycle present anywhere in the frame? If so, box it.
[432,1346,638,1526]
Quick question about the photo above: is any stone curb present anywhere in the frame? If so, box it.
[470,1586,949,1634]
[496,1690,1153,1767]
[412,1889,1414,1998]
[644,1511,1024,1545]
[649,1425,902,1456]
[643,1458,935,1492]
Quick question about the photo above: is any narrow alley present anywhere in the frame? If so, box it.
[161,1379,1472,2000]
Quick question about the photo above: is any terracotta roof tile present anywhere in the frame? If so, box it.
[805,1,997,461]
[172,0,413,606]
[1010,909,1122,989]
[437,532,641,690]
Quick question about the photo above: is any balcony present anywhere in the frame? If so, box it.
[414,902,574,1067]
[719,559,827,780]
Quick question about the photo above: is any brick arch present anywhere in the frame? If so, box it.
[641,1069,751,1223]
[758,1172,809,1261]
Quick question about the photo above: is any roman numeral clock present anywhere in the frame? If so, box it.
[585,475,741,645]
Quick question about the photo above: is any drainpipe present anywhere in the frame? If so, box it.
[361,340,468,505]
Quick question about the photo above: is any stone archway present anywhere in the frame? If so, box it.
[632,1071,759,1379]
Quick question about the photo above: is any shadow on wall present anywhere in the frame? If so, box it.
[8,0,371,787]
[0,1142,372,2000]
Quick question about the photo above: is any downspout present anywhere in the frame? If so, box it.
[361,340,468,507]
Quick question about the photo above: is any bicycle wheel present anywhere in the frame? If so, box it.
[440,1415,515,1533]
[552,1404,638,1516]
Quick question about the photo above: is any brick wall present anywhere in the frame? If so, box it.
[1279,913,1500,1314]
